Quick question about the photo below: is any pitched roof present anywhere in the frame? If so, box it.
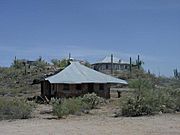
[45,62,128,84]
[99,56,120,63]
[120,60,130,64]
[94,56,129,64]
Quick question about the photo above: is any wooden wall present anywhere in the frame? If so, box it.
[92,63,130,73]
[41,80,51,99]
[41,82,110,99]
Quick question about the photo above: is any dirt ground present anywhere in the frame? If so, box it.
[0,101,180,135]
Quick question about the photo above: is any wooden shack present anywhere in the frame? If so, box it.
[41,62,127,99]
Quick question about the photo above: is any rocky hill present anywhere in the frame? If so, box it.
[0,63,60,98]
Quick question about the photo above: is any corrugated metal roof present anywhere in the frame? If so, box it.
[45,62,128,84]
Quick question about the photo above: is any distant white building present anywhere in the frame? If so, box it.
[92,56,130,74]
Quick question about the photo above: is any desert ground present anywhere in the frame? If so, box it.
[0,100,180,135]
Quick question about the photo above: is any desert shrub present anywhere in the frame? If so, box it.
[52,99,69,118]
[120,79,177,117]
[52,97,85,118]
[60,98,85,114]
[155,88,176,113]
[120,90,154,117]
[12,59,24,69]
[115,68,157,80]
[59,59,69,68]
[52,93,105,118]
[34,60,48,69]
[51,59,61,67]
[81,93,105,109]
[169,88,180,111]
[0,98,36,120]
[0,89,7,96]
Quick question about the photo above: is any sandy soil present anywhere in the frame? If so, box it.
[0,103,180,135]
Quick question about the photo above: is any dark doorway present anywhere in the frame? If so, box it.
[88,83,94,93]
[41,81,51,100]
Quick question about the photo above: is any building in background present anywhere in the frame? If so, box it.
[92,55,130,74]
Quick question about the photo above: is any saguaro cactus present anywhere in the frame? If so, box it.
[129,57,132,73]
[174,69,180,79]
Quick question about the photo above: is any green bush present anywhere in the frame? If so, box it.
[52,93,104,118]
[81,93,104,109]
[120,91,156,117]
[169,88,180,111]
[120,79,177,117]
[61,98,84,114]
[0,98,35,120]
[52,98,85,118]
[52,99,69,118]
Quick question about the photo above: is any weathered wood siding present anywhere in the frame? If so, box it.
[94,83,110,99]
[41,82,110,99]
[41,81,51,99]
[92,63,130,74]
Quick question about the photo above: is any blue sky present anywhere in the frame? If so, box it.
[0,0,180,76]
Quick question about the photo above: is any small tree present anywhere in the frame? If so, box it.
[51,59,61,67]
[59,59,69,68]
